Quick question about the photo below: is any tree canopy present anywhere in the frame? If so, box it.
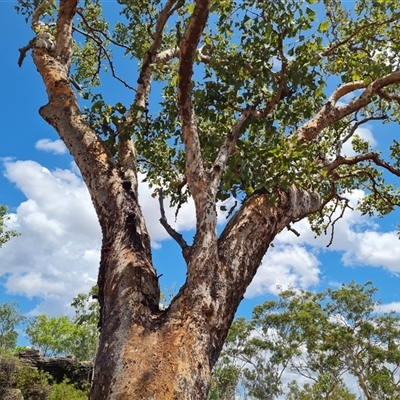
[0,301,25,353]
[14,0,400,398]
[16,0,400,225]
[212,282,400,399]
[25,289,98,361]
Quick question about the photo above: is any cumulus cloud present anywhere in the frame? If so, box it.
[35,139,67,155]
[2,160,101,314]
[376,301,400,313]
[341,126,377,157]
[245,245,320,298]
[1,159,198,315]
[246,182,400,298]
[275,189,400,274]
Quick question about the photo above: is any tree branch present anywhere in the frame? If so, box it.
[31,0,53,30]
[158,189,190,258]
[325,152,400,177]
[211,109,251,191]
[72,26,136,91]
[376,88,400,106]
[118,0,182,195]
[217,186,321,313]
[178,0,210,203]
[153,44,212,65]
[293,71,400,144]
[321,16,400,58]
[55,0,77,65]
[336,115,387,157]
[18,39,35,67]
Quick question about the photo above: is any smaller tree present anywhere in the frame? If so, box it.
[286,381,356,400]
[25,286,99,361]
[0,302,25,352]
[0,205,19,248]
[215,282,400,399]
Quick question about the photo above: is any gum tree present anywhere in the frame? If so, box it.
[16,0,400,398]
[215,282,400,399]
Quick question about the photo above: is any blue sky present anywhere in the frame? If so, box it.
[1,0,400,346]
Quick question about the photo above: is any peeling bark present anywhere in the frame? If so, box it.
[29,5,324,397]
[25,0,399,398]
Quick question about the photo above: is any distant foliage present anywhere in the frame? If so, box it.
[0,205,19,249]
[210,282,400,399]
[47,379,88,400]
[0,302,25,352]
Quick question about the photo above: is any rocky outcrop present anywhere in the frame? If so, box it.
[18,349,93,389]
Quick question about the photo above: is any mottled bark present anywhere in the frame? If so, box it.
[25,1,344,399]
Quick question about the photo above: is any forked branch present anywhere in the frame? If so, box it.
[294,71,400,144]
[118,0,182,194]
[325,152,400,177]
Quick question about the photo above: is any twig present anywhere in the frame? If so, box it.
[158,189,189,251]
[287,224,300,237]
[76,8,132,51]
[72,26,135,91]
[18,39,35,67]
[336,114,388,157]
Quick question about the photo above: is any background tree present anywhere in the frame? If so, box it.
[285,381,356,400]
[216,282,400,399]
[15,0,400,398]
[0,302,25,353]
[25,289,98,361]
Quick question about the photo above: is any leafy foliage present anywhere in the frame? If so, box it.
[25,289,98,361]
[0,302,25,353]
[286,380,356,400]
[15,0,400,225]
[16,364,51,400]
[0,206,19,249]
[211,282,400,399]
[47,379,88,400]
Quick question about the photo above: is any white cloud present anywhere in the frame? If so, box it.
[246,183,400,298]
[35,138,67,155]
[1,160,101,314]
[275,188,400,274]
[1,160,198,314]
[245,245,320,298]
[376,301,400,313]
[342,126,377,157]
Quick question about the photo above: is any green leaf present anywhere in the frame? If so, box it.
[188,4,195,15]
[317,21,330,33]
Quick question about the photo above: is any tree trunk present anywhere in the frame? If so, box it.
[28,1,322,398]
[90,187,321,399]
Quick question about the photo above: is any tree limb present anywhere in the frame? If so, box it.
[72,26,136,91]
[335,114,387,157]
[178,0,210,205]
[211,109,251,192]
[31,0,53,30]
[55,0,77,65]
[376,88,400,106]
[321,16,400,58]
[325,152,400,177]
[118,0,182,195]
[18,39,35,67]
[293,71,400,144]
[217,186,321,312]
[158,189,189,256]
